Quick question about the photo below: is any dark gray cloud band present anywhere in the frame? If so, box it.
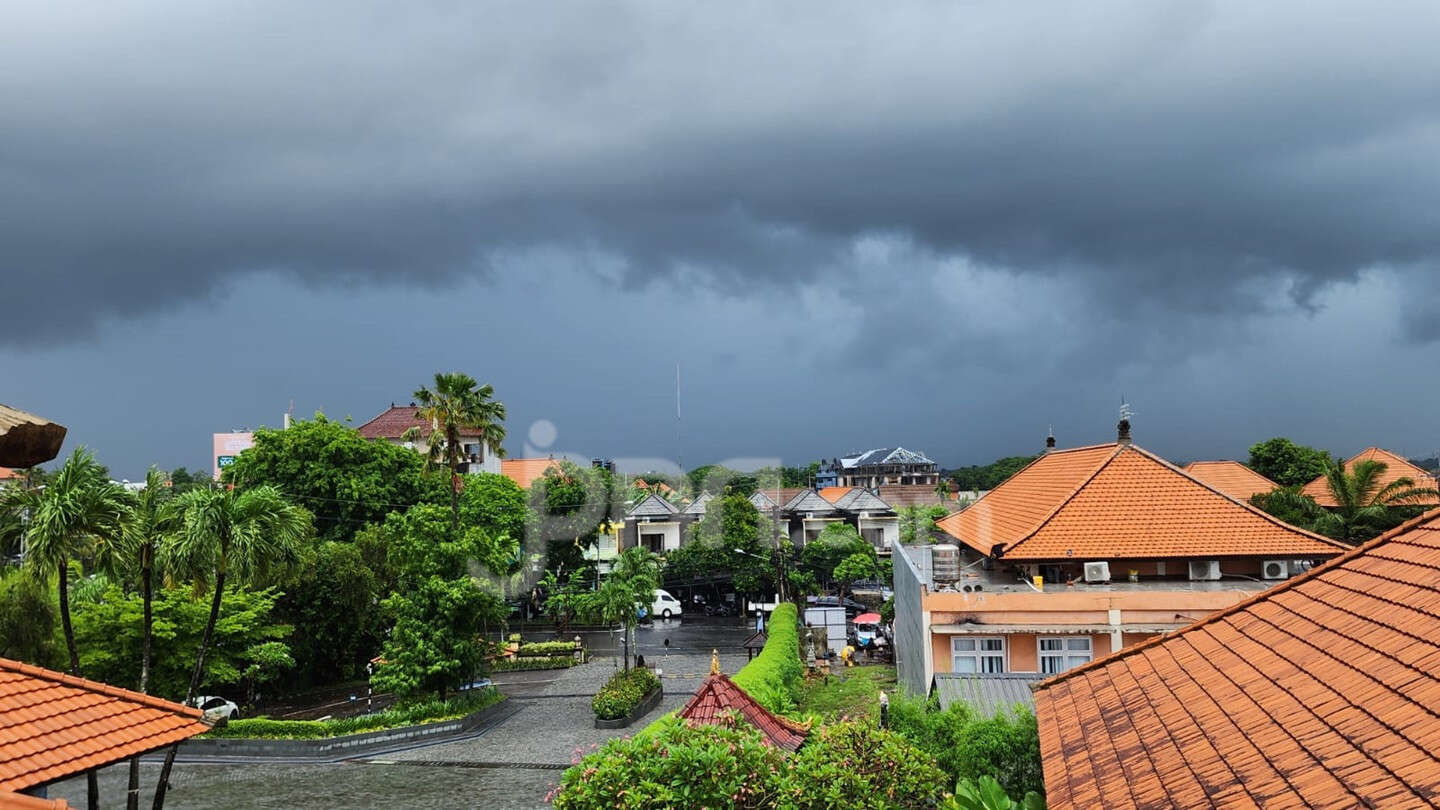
[5,1,1440,344]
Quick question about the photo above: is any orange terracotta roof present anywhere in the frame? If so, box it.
[633,478,675,494]
[0,658,210,792]
[817,486,851,504]
[1181,460,1278,501]
[0,792,69,810]
[500,457,560,490]
[877,484,959,510]
[936,443,1345,561]
[1033,507,1440,809]
[353,405,434,439]
[1300,446,1440,507]
[679,663,810,751]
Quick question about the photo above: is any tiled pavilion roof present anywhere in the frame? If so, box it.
[0,658,210,793]
[678,654,810,751]
[1033,508,1440,809]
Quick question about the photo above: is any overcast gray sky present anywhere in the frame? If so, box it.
[5,1,1440,478]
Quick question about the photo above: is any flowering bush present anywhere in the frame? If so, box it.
[591,666,661,720]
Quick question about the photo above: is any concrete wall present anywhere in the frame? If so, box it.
[858,516,900,550]
[930,631,1115,675]
[635,521,682,552]
[892,543,932,697]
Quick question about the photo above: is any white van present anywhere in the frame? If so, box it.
[651,589,683,620]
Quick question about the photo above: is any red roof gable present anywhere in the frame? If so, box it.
[678,656,810,751]
[0,658,210,792]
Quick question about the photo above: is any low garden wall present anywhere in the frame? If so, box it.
[175,696,511,760]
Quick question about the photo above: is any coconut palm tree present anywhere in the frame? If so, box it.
[597,547,658,670]
[1316,458,1439,542]
[151,485,309,810]
[125,466,176,810]
[404,373,506,538]
[14,448,130,810]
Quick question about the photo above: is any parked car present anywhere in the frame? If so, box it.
[189,695,239,721]
[806,595,867,619]
[651,588,683,619]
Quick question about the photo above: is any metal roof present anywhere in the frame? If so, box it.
[848,447,936,468]
[931,673,1042,717]
[833,488,894,512]
[682,491,714,516]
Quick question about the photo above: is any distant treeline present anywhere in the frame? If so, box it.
[941,455,1038,492]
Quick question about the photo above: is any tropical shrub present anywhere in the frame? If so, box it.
[777,721,952,809]
[731,602,803,714]
[592,666,661,720]
[553,718,950,809]
[943,776,1046,810]
[552,720,788,809]
[888,695,1044,800]
[516,640,579,656]
[491,656,576,672]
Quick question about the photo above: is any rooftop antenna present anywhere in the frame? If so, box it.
[675,362,682,473]
[1118,397,1134,445]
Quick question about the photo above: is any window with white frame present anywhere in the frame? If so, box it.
[1038,636,1093,674]
[951,637,1005,674]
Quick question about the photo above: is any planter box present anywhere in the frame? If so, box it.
[175,697,512,760]
[594,684,663,729]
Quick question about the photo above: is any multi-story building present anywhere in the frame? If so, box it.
[355,403,502,475]
[891,424,1348,697]
[818,447,940,489]
[622,485,902,554]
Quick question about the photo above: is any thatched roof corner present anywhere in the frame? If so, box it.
[0,405,67,468]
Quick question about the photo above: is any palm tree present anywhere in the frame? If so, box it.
[151,485,309,810]
[1317,458,1439,542]
[405,373,506,539]
[125,467,175,810]
[598,547,659,670]
[14,448,130,810]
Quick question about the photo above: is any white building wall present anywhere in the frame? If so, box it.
[636,521,682,552]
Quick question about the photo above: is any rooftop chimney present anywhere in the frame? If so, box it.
[1117,418,1132,445]
[1045,426,1056,452]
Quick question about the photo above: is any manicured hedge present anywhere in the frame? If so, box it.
[730,602,803,714]
[206,688,503,739]
[592,667,661,720]
[516,640,579,656]
[492,656,577,672]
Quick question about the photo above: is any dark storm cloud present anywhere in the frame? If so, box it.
[4,1,1440,344]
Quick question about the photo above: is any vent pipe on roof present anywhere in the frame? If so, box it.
[1117,419,1132,445]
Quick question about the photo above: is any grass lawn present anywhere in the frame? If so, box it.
[797,664,897,722]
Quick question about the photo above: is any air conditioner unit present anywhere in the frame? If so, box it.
[1083,561,1111,583]
[1262,560,1290,580]
[1189,560,1222,581]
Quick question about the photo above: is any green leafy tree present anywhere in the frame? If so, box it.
[240,641,295,705]
[0,569,58,666]
[781,721,952,809]
[945,456,1038,492]
[275,541,381,686]
[899,505,951,544]
[1247,438,1335,487]
[370,503,512,699]
[801,522,871,589]
[832,551,879,603]
[405,373,507,539]
[223,413,447,542]
[166,467,211,494]
[72,586,291,699]
[888,695,1045,799]
[153,485,309,810]
[685,493,784,601]
[529,461,616,575]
